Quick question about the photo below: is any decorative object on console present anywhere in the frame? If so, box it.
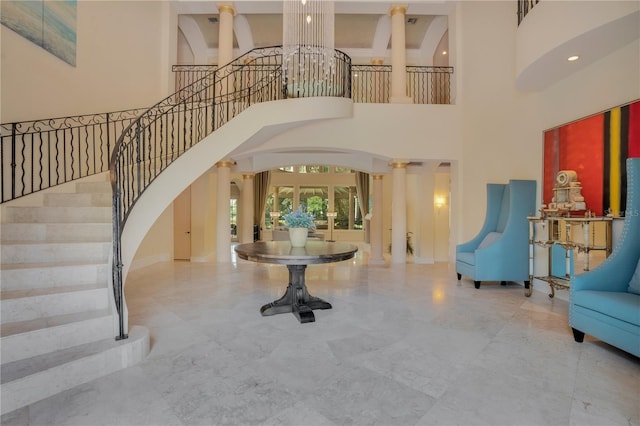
[456,179,537,291]
[545,170,587,214]
[569,157,640,357]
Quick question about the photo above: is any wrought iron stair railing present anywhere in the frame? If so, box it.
[0,109,145,203]
[109,46,351,339]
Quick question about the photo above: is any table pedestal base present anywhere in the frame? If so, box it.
[260,265,332,323]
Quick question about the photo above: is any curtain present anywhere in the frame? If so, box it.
[253,171,271,226]
[355,171,369,218]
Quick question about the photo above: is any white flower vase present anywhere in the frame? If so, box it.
[288,227,308,248]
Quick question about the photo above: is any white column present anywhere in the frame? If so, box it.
[216,3,236,115]
[389,4,412,104]
[216,160,233,262]
[241,173,254,244]
[391,161,408,263]
[217,4,235,66]
[370,175,386,265]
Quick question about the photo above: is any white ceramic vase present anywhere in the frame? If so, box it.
[288,227,308,247]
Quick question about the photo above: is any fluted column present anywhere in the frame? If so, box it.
[370,175,386,265]
[241,173,254,243]
[391,161,408,264]
[216,160,233,262]
[389,5,412,104]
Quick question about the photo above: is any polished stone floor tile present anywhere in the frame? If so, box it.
[3,245,639,425]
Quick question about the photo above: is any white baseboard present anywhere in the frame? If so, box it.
[129,253,171,271]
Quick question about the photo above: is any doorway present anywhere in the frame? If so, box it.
[173,187,191,260]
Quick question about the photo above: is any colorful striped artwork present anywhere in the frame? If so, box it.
[1,0,76,67]
[543,99,640,217]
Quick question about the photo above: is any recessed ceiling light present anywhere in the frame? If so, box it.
[567,55,580,62]
[407,18,417,25]
[208,17,218,24]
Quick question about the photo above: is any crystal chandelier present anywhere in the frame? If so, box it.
[282,0,335,95]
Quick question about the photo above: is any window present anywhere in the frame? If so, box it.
[230,199,238,237]
[298,165,328,173]
[299,186,328,229]
[334,186,362,230]
[264,186,294,229]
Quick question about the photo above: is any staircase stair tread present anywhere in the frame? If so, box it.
[1,240,110,245]
[1,335,122,384]
[1,261,108,271]
[0,309,111,338]
[0,284,105,301]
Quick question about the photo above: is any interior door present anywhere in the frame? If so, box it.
[174,187,191,260]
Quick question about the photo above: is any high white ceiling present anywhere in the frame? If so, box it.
[174,1,453,65]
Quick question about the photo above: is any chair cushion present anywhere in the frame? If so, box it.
[478,232,502,249]
[628,258,640,295]
[572,290,640,327]
[456,252,475,266]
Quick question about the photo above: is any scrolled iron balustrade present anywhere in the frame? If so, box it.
[517,0,539,25]
[0,109,145,203]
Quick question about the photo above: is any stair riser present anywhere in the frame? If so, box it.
[0,264,109,291]
[0,315,113,364]
[0,223,111,243]
[43,193,111,207]
[75,182,111,193]
[1,288,109,323]
[1,243,111,264]
[2,207,111,223]
[0,326,149,416]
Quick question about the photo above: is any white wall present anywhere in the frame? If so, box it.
[1,1,170,122]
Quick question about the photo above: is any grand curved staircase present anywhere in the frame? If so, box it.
[0,46,353,415]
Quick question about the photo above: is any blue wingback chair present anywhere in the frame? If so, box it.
[456,180,537,289]
[569,158,640,357]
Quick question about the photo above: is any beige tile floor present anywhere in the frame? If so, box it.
[3,244,639,426]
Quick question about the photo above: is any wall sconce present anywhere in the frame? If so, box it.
[434,196,446,209]
[326,211,338,242]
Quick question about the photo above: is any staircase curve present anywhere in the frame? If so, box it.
[110,46,353,339]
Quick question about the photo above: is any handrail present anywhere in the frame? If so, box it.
[109,45,351,339]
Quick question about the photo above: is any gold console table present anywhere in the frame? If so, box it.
[527,216,612,298]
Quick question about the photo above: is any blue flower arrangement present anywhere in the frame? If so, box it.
[282,207,315,228]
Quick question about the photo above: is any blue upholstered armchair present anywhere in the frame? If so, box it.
[456,180,537,289]
[569,158,640,357]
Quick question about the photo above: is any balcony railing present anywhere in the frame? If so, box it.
[517,0,539,25]
[175,64,453,105]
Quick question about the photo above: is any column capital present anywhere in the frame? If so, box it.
[215,159,235,168]
[373,174,385,180]
[389,4,408,16]
[371,58,384,66]
[390,160,409,169]
[242,173,254,180]
[217,3,236,16]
